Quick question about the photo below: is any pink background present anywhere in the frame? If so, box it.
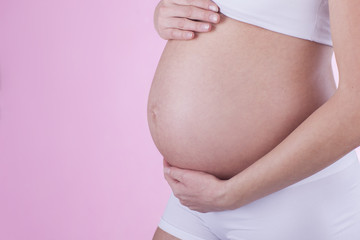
[0,1,358,240]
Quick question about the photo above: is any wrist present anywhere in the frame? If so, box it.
[223,177,242,210]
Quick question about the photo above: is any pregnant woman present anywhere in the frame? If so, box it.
[147,0,360,239]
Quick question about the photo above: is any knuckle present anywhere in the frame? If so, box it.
[170,29,178,39]
[161,34,170,40]
[187,0,195,6]
[157,5,167,15]
[177,18,186,29]
[186,20,195,31]
[156,18,165,29]
[202,10,209,20]
[184,6,193,18]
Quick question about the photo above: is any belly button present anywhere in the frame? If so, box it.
[151,110,157,119]
[150,107,158,120]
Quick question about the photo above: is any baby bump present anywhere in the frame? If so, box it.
[147,14,334,180]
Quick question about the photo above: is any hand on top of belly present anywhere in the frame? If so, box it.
[163,158,235,213]
[153,0,220,40]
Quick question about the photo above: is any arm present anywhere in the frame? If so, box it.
[224,0,360,209]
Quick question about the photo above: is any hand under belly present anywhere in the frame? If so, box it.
[147,14,334,180]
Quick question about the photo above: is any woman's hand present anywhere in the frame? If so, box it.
[154,0,221,40]
[163,158,236,213]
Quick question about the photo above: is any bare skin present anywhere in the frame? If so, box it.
[153,227,180,240]
[149,2,335,240]
[148,12,334,179]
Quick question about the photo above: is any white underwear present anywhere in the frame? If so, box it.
[158,150,360,240]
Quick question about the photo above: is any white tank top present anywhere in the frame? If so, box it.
[211,0,333,47]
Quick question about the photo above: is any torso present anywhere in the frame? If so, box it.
[147,13,335,180]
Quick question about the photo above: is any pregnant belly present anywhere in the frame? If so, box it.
[147,14,334,180]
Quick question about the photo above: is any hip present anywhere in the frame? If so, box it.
[158,149,360,239]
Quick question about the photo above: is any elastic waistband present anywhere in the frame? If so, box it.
[286,150,359,189]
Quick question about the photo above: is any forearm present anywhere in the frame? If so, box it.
[226,87,360,209]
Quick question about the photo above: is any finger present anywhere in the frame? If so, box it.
[167,167,186,182]
[163,159,182,183]
[162,5,220,23]
[166,17,213,32]
[172,0,219,12]
[164,170,180,185]
[163,162,183,182]
[164,171,187,197]
[161,28,195,40]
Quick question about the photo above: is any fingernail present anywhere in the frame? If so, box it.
[209,5,218,12]
[210,14,218,23]
[186,32,193,38]
[202,24,210,30]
